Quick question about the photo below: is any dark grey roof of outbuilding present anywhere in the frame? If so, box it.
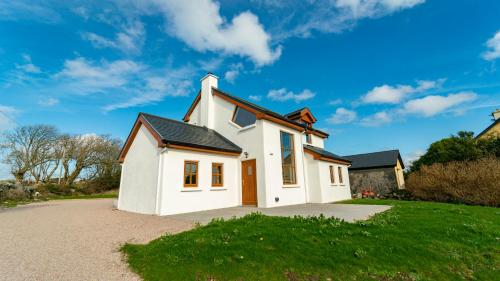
[141,113,242,154]
[343,150,404,170]
[303,144,351,163]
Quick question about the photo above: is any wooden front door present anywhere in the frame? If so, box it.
[241,159,257,206]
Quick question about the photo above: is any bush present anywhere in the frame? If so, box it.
[36,183,73,196]
[406,157,500,206]
[3,188,30,201]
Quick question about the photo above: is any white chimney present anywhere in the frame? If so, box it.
[492,109,500,121]
[200,73,218,129]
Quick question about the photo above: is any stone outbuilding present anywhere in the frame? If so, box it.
[343,150,405,195]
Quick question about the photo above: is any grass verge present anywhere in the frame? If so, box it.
[122,200,499,281]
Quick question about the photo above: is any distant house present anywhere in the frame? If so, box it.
[117,73,352,216]
[343,150,405,195]
[476,109,500,139]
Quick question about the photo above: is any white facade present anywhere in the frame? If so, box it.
[118,126,159,214]
[118,73,352,215]
[158,149,240,215]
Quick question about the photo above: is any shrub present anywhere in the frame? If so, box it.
[406,157,500,206]
[36,183,73,196]
[2,188,30,201]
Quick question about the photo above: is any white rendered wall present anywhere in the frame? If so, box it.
[118,125,159,214]
[199,74,217,129]
[188,102,201,126]
[303,134,325,148]
[211,95,266,207]
[304,153,322,202]
[159,149,239,215]
[317,161,352,203]
[311,134,325,148]
[261,120,307,207]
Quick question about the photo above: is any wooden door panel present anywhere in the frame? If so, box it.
[242,159,257,205]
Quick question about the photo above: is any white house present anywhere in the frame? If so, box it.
[118,73,352,215]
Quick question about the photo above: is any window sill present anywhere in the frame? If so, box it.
[228,120,256,132]
[210,187,227,191]
[181,188,202,192]
[283,184,300,188]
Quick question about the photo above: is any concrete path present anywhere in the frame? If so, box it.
[169,203,391,225]
[0,199,193,281]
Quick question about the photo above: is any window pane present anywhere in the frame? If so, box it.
[212,175,217,184]
[338,167,343,183]
[191,175,197,185]
[191,163,197,173]
[282,151,292,164]
[185,175,190,184]
[185,163,191,174]
[233,107,256,127]
[280,131,296,184]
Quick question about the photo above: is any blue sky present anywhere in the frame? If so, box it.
[1,0,500,178]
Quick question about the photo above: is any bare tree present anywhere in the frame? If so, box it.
[1,125,59,184]
[60,134,121,185]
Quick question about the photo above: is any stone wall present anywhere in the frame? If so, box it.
[348,167,398,195]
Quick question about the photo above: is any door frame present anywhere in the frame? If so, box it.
[241,159,257,206]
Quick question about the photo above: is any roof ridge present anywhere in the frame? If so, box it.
[284,107,309,117]
[344,149,399,157]
[140,112,210,131]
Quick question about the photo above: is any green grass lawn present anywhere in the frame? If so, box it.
[122,200,500,281]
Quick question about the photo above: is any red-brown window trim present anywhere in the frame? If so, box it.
[184,160,199,187]
[212,163,224,187]
[329,165,335,184]
[280,131,297,185]
[338,166,343,184]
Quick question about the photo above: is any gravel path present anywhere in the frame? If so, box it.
[0,199,193,281]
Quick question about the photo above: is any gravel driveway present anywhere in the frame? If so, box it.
[0,199,193,281]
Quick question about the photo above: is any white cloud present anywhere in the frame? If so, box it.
[482,30,500,61]
[102,65,195,111]
[360,111,392,126]
[82,20,145,54]
[328,98,342,105]
[361,79,445,104]
[267,88,315,103]
[0,1,61,24]
[38,98,59,107]
[55,57,142,93]
[249,95,262,102]
[72,6,89,21]
[327,107,357,124]
[334,0,425,19]
[15,54,41,73]
[255,0,425,39]
[0,105,17,131]
[403,91,478,117]
[404,149,425,168]
[137,0,281,65]
[224,63,244,83]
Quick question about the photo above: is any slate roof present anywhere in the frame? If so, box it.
[303,144,351,163]
[212,88,329,137]
[141,113,242,154]
[284,107,309,118]
[343,150,404,170]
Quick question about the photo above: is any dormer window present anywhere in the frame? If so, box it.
[232,106,256,127]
